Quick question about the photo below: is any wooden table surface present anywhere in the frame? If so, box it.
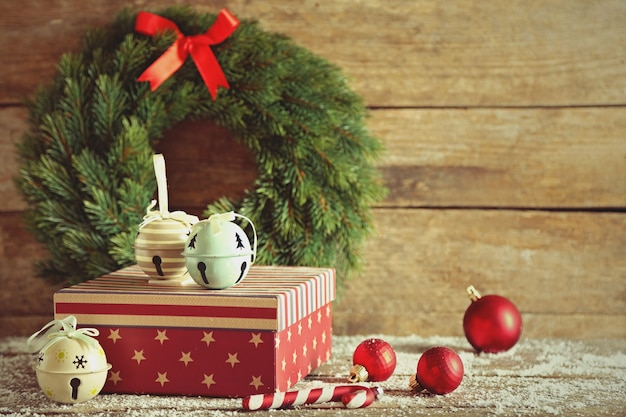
[2,334,624,416]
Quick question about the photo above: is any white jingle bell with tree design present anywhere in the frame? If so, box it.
[182,212,257,289]
[134,154,198,285]
[27,316,111,404]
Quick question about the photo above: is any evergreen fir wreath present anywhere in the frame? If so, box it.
[16,6,386,285]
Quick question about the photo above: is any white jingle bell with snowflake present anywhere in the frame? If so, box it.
[182,211,257,289]
[27,316,111,404]
[134,154,198,285]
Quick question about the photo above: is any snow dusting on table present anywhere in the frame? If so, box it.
[1,335,624,416]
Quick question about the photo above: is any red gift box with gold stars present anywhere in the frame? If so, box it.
[53,264,335,397]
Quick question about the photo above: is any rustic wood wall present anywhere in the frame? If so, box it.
[1,0,624,339]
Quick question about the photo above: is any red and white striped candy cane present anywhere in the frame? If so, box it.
[342,387,382,409]
[242,385,380,411]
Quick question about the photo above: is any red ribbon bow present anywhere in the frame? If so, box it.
[135,9,240,100]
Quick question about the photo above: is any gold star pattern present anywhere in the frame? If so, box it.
[50,267,336,397]
[249,375,264,390]
[179,351,194,366]
[108,329,122,344]
[132,349,146,365]
[201,374,216,390]
[249,333,263,347]
[225,352,240,368]
[155,372,169,387]
[154,330,169,345]
[201,331,216,347]
[108,371,122,385]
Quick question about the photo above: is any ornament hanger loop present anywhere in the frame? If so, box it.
[466,285,482,301]
[139,154,199,229]
[200,211,258,264]
[26,316,100,353]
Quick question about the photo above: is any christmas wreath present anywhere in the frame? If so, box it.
[16,6,385,285]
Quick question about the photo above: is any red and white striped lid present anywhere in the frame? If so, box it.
[54,264,335,331]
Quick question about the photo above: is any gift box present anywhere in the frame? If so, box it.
[53,265,335,397]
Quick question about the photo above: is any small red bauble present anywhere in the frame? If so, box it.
[463,285,522,353]
[409,346,464,395]
[348,338,396,382]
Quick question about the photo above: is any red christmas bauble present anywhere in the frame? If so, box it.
[410,346,464,395]
[463,285,522,353]
[349,338,396,382]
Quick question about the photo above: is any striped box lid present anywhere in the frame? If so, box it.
[54,265,335,331]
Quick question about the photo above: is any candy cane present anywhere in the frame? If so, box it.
[342,387,382,409]
[242,385,382,411]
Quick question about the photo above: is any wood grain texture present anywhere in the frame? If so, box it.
[0,0,624,341]
[374,107,626,208]
[333,209,626,339]
[0,107,28,212]
[2,209,623,339]
[1,0,626,106]
[152,120,258,215]
[0,212,61,325]
[4,107,624,212]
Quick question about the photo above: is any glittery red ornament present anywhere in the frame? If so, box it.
[348,338,396,382]
[409,346,464,395]
[463,285,522,353]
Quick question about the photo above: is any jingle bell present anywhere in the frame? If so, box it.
[27,316,111,404]
[134,216,194,281]
[182,212,257,289]
[134,154,198,284]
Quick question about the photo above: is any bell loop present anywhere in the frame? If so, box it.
[194,212,257,264]
[26,316,100,354]
[139,200,199,230]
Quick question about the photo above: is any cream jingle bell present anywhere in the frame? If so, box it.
[134,154,199,285]
[27,316,111,404]
[182,211,257,289]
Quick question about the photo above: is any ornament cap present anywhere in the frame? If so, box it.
[466,285,482,301]
[348,364,369,383]
[408,373,421,391]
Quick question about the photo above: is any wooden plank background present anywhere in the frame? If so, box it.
[0,0,624,339]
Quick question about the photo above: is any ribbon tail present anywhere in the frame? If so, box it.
[26,316,77,353]
[207,9,241,44]
[153,154,169,217]
[190,46,229,99]
[138,41,187,91]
